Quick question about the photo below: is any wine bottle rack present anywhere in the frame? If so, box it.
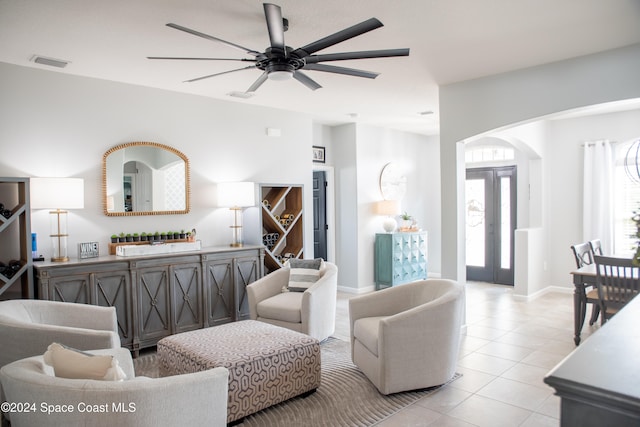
[259,184,303,273]
[0,178,34,299]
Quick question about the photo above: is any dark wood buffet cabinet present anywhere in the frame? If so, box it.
[34,245,264,355]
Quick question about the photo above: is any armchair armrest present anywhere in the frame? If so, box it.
[302,263,338,339]
[247,268,290,320]
[29,301,118,335]
[0,321,120,367]
[378,289,463,384]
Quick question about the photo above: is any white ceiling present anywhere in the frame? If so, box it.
[1,0,639,135]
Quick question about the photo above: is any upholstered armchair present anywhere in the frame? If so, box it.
[247,262,338,341]
[0,299,121,369]
[0,347,229,427]
[349,279,464,395]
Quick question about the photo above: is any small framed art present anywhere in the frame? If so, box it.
[312,146,325,163]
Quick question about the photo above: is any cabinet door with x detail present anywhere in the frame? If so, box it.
[204,258,234,327]
[171,263,202,334]
[136,266,171,347]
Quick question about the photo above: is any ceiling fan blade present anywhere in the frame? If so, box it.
[183,65,256,83]
[147,56,256,62]
[166,23,261,57]
[304,63,379,79]
[246,72,269,92]
[293,71,322,91]
[304,48,410,64]
[292,18,383,58]
[263,3,286,54]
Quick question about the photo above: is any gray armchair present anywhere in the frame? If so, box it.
[0,299,121,369]
[0,347,229,427]
[349,279,464,395]
[247,262,338,341]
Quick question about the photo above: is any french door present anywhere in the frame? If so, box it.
[465,166,516,285]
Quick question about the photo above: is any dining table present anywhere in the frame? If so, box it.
[570,263,597,345]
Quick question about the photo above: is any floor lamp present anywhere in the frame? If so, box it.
[31,178,84,262]
[217,182,256,247]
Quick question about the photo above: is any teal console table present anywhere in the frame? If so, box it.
[374,231,427,290]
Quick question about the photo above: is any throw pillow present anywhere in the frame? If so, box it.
[43,343,127,381]
[285,258,323,292]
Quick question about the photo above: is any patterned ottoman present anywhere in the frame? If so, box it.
[157,320,321,423]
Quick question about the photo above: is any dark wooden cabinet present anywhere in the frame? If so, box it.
[35,246,264,353]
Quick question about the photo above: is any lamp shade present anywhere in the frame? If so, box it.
[31,178,85,209]
[217,182,256,208]
[374,200,401,216]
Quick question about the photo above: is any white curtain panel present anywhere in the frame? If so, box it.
[583,140,614,253]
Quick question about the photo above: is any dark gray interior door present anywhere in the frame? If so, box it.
[313,171,328,260]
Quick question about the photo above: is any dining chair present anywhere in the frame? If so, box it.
[570,243,600,325]
[594,255,640,324]
[589,239,603,256]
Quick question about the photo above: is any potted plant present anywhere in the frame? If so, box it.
[186,230,194,242]
[179,229,186,239]
[154,231,161,241]
[110,234,118,243]
[132,232,140,242]
[118,232,126,243]
[140,232,147,242]
[160,231,168,240]
[125,233,133,242]
[166,231,174,240]
[173,231,180,240]
[400,212,413,229]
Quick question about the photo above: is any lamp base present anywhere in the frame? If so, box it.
[51,256,69,262]
[382,217,397,233]
[230,242,244,248]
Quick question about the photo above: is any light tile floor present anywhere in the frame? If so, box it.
[334,281,602,427]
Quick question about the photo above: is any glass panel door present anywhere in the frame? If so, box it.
[465,166,516,285]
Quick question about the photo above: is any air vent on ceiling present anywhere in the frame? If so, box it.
[30,55,70,68]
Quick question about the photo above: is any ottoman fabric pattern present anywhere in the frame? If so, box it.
[157,320,321,423]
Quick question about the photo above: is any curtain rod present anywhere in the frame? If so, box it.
[580,140,619,147]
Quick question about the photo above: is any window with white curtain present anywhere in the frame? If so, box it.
[613,140,640,255]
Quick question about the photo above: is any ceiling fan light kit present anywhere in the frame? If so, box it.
[149,3,409,93]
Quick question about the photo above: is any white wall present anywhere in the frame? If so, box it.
[545,108,640,288]
[0,62,315,260]
[439,43,640,282]
[330,123,440,292]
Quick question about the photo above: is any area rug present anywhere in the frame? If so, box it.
[133,338,460,427]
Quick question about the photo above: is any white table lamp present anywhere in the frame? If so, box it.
[217,182,256,247]
[31,177,84,262]
[375,200,401,232]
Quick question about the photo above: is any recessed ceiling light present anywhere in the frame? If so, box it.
[30,55,70,68]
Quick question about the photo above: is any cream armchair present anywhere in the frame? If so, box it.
[0,347,229,427]
[0,299,121,369]
[349,279,464,395]
[247,262,338,341]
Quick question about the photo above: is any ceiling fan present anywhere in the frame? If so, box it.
[148,3,409,92]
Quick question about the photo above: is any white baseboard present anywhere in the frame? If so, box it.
[337,285,375,294]
[512,285,573,301]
